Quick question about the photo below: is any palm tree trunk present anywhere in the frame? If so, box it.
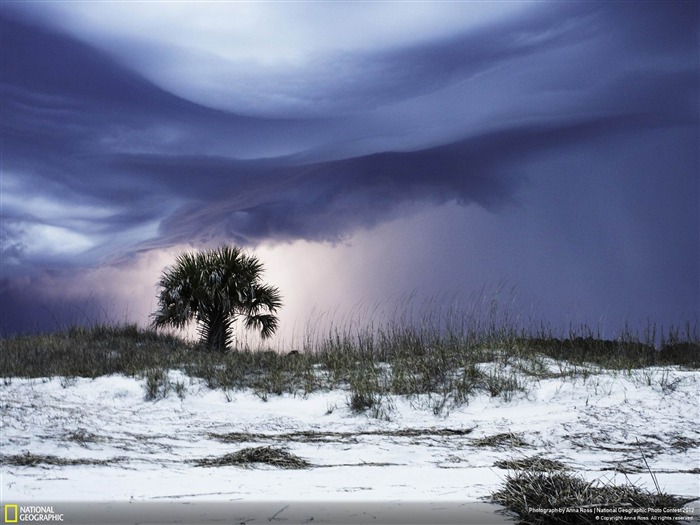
[202,308,232,352]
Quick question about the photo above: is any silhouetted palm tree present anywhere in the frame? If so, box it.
[152,246,282,352]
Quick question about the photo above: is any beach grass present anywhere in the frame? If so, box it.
[1,304,697,413]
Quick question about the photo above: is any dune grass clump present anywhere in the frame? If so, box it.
[492,468,694,525]
[182,347,324,398]
[143,367,172,401]
[657,323,700,368]
[195,446,310,469]
[517,322,699,370]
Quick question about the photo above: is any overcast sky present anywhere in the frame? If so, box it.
[1,2,698,342]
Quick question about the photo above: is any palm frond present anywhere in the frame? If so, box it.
[243,314,280,340]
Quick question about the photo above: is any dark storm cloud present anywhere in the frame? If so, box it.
[0,11,333,272]
[125,108,695,248]
[4,4,696,248]
[1,1,697,334]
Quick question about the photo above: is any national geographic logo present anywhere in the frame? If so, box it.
[3,505,64,522]
[3,505,17,523]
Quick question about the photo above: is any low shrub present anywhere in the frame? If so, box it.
[492,468,693,525]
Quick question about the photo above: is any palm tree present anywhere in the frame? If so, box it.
[152,245,282,352]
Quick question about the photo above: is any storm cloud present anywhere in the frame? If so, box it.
[1,2,697,337]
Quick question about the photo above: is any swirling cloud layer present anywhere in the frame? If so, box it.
[1,2,697,336]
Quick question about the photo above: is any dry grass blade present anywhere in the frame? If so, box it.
[210,427,475,443]
[388,428,474,437]
[474,432,528,448]
[670,436,700,451]
[1,452,116,467]
[494,456,568,471]
[195,446,310,469]
[65,429,101,447]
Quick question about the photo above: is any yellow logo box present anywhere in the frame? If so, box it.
[4,504,18,523]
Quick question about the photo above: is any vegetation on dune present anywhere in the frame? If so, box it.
[1,309,697,412]
[0,323,191,379]
[152,245,282,352]
[518,334,699,368]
